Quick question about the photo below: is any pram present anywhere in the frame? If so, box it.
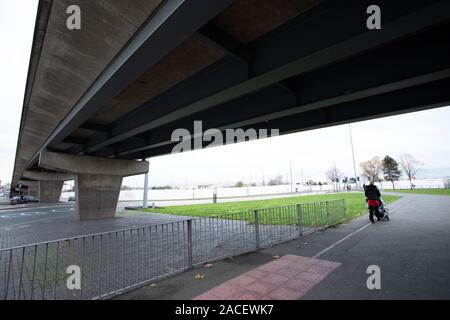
[366,198,390,222]
[378,198,390,221]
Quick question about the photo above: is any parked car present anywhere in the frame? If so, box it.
[10,195,39,205]
[68,196,76,202]
[24,195,39,203]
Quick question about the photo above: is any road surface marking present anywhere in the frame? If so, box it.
[312,224,371,259]
[313,199,412,259]
[0,214,69,231]
[0,204,74,213]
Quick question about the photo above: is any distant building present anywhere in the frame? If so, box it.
[197,184,214,189]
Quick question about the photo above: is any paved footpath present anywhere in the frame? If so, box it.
[116,193,450,300]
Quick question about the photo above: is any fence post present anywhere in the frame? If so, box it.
[296,204,303,236]
[69,239,74,266]
[5,249,12,300]
[187,219,193,268]
[254,210,260,249]
[342,199,346,220]
[326,200,331,226]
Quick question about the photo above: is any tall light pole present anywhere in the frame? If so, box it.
[333,161,338,192]
[348,124,359,188]
[142,158,149,209]
[289,162,293,193]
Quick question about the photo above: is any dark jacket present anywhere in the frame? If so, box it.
[364,184,381,200]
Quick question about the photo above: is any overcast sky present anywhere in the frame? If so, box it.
[1,1,450,188]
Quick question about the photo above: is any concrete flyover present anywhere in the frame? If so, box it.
[11,0,450,220]
[39,151,148,220]
[20,171,74,203]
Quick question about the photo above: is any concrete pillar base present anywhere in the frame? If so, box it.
[39,180,63,203]
[75,174,123,221]
[29,183,39,198]
[21,171,73,203]
[39,151,149,220]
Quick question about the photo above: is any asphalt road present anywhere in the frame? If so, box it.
[116,193,450,300]
[0,204,74,229]
[0,201,163,231]
[302,193,450,299]
[0,203,190,250]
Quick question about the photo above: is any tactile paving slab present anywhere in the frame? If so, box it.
[194,254,341,300]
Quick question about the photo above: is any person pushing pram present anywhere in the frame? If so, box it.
[363,182,390,223]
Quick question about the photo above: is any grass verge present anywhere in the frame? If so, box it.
[141,192,401,221]
[384,188,450,196]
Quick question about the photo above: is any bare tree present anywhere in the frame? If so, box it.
[268,175,284,186]
[399,154,424,189]
[326,164,343,191]
[360,157,383,183]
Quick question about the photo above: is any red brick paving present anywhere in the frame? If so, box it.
[194,255,341,300]
[246,280,277,293]
[232,274,258,287]
[245,269,267,280]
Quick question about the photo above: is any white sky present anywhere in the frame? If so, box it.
[1,1,449,188]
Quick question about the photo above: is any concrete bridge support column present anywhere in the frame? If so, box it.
[28,182,39,198]
[22,171,74,204]
[38,180,64,203]
[39,151,149,220]
[75,174,123,220]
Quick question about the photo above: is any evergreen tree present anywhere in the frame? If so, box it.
[382,155,402,189]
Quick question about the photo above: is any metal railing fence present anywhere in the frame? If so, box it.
[0,199,345,300]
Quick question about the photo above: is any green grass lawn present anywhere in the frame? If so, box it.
[141,192,401,221]
[385,188,450,196]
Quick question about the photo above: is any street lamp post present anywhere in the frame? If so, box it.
[289,162,293,193]
[142,158,149,209]
[348,124,359,188]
